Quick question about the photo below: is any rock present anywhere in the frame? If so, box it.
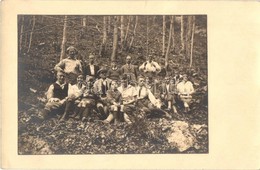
[166,121,196,152]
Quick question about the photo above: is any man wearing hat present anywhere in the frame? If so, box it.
[120,55,138,84]
[54,46,83,85]
[139,54,161,78]
[90,68,112,119]
[93,68,112,98]
[84,54,100,80]
[107,59,121,81]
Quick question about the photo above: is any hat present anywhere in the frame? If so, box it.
[66,46,77,53]
[97,68,108,75]
[86,75,95,82]
[126,55,131,60]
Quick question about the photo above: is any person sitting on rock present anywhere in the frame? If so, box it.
[54,46,82,85]
[139,54,161,78]
[176,73,195,112]
[159,76,178,114]
[39,71,71,120]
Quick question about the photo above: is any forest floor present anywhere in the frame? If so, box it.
[18,53,208,154]
[18,15,208,154]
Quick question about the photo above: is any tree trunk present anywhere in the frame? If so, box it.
[124,16,131,42]
[120,16,125,50]
[180,15,184,54]
[41,16,44,23]
[108,16,111,33]
[99,16,108,57]
[189,16,195,68]
[19,16,25,52]
[162,15,166,56]
[129,16,138,51]
[185,16,193,61]
[146,16,149,55]
[82,16,87,27]
[27,16,36,53]
[111,16,118,61]
[60,16,68,61]
[165,16,174,67]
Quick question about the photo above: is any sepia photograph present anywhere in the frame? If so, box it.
[18,15,208,155]
[2,0,260,169]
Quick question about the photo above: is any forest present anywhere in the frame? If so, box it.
[18,15,208,154]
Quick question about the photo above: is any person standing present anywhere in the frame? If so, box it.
[107,59,121,81]
[120,55,138,85]
[54,46,82,85]
[84,54,100,80]
[139,54,161,78]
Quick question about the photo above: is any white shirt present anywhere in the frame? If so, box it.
[136,86,158,106]
[46,81,72,100]
[139,61,161,73]
[68,83,85,98]
[118,85,137,104]
[177,81,195,95]
[89,64,95,75]
[54,58,82,74]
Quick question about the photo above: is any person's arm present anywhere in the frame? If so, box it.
[152,61,161,72]
[77,60,83,74]
[54,60,65,72]
[147,89,160,108]
[139,62,146,71]
[46,84,54,100]
[120,65,125,74]
[188,82,195,95]
[106,90,116,105]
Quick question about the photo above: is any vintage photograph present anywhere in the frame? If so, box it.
[18,15,208,154]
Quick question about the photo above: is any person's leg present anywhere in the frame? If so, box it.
[61,100,74,120]
[75,107,84,120]
[103,105,116,123]
[97,103,105,119]
[82,107,90,121]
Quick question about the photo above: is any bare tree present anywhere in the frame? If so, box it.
[82,16,87,27]
[108,16,111,33]
[165,16,174,67]
[190,16,196,68]
[19,16,25,52]
[27,16,36,53]
[129,16,138,51]
[111,16,118,61]
[162,15,166,56]
[99,16,108,57]
[120,16,125,50]
[124,16,132,43]
[180,15,184,54]
[60,16,68,61]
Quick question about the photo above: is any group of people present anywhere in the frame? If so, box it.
[39,46,195,124]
